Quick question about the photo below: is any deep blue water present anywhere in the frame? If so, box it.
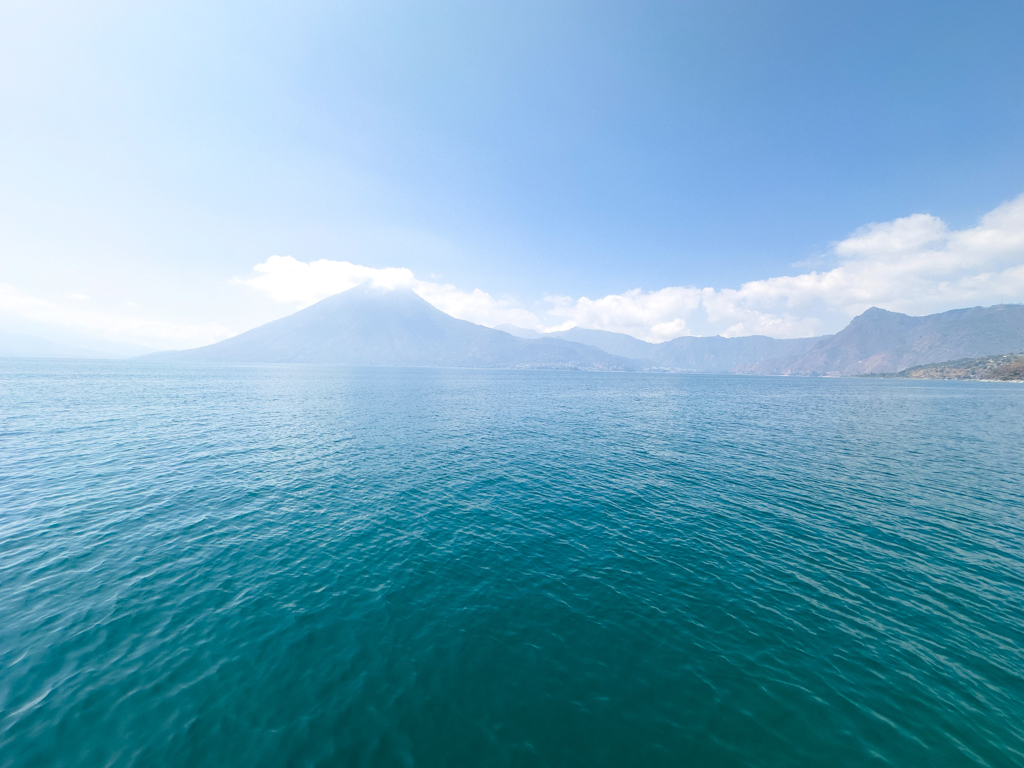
[1,360,1022,768]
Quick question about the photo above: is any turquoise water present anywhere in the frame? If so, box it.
[1,361,1021,768]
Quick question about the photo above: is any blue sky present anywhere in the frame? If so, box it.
[1,0,1022,348]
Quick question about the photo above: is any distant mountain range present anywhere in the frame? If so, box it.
[0,330,154,360]
[738,304,1024,375]
[145,285,1024,376]
[498,325,824,372]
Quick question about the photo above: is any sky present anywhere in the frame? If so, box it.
[1,0,1022,349]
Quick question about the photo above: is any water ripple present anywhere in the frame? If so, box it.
[0,360,1021,767]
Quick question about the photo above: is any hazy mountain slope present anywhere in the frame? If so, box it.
[0,330,154,359]
[494,324,542,339]
[750,304,1024,375]
[649,335,826,372]
[546,328,659,359]
[146,286,1022,376]
[0,331,109,359]
[147,285,636,370]
[503,325,822,369]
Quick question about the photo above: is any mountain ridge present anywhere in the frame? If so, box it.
[145,286,1024,376]
[744,304,1024,375]
[496,325,828,371]
[147,285,638,370]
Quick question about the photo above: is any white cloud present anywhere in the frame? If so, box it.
[240,255,418,304]
[241,254,542,329]
[239,196,1024,343]
[540,287,703,341]
[6,196,1018,351]
[16,194,1000,350]
[544,195,1024,340]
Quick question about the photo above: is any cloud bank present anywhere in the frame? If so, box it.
[543,195,1024,340]
[3,196,1021,349]
[244,195,1024,341]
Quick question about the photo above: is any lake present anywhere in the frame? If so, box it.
[1,361,1021,767]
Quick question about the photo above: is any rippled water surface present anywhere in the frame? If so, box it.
[1,361,1022,767]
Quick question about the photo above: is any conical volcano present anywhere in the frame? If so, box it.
[147,283,635,369]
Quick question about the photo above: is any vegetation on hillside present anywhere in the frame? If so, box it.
[864,354,1024,380]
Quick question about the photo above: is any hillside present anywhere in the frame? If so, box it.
[547,328,659,360]
[864,354,1024,381]
[651,335,823,372]
[745,305,1024,375]
[499,325,826,372]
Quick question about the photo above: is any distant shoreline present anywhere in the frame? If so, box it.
[5,355,1024,381]
[857,353,1024,382]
